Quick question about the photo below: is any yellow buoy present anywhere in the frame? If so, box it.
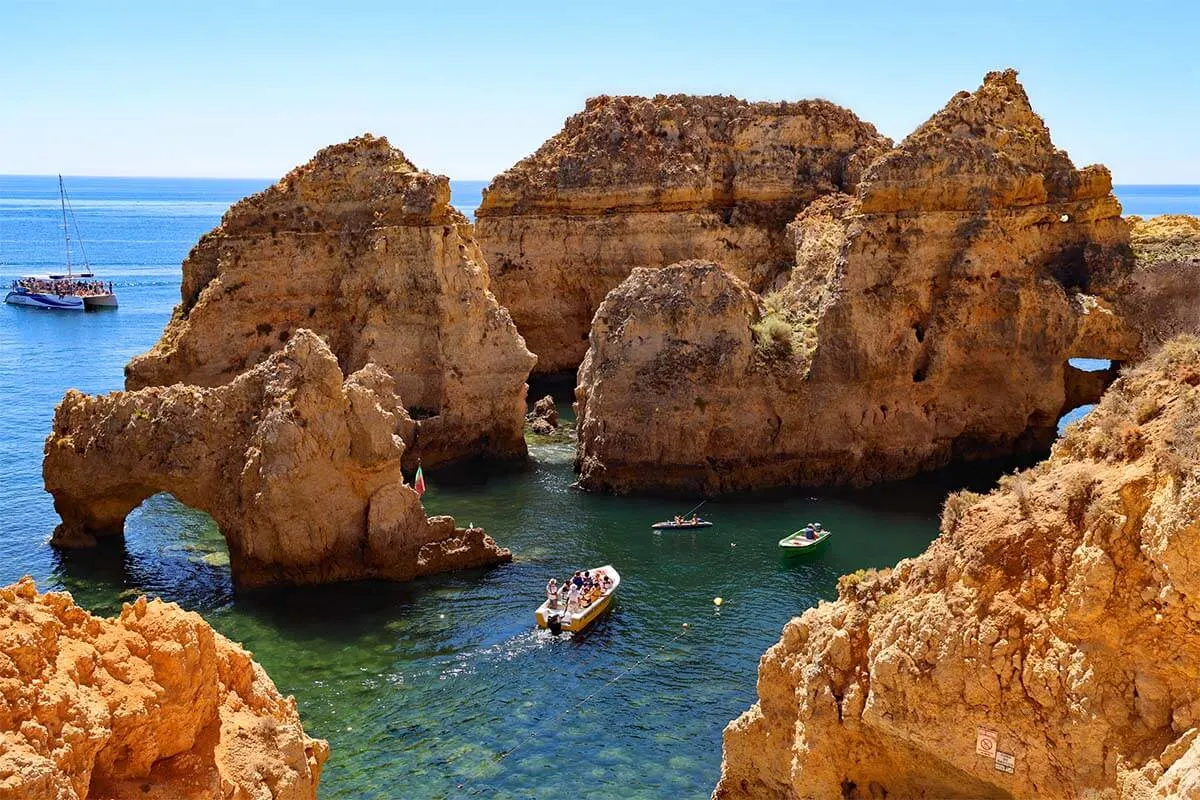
[713,597,724,607]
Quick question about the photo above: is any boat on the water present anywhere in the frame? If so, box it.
[4,176,117,311]
[779,523,832,554]
[651,500,711,530]
[650,517,713,531]
[535,565,620,634]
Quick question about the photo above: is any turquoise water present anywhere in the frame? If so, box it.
[1,177,1197,798]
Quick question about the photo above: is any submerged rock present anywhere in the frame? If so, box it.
[476,94,890,374]
[714,335,1200,799]
[575,70,1141,494]
[45,330,511,589]
[125,134,536,468]
[0,576,327,799]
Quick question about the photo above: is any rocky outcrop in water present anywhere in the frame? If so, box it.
[714,336,1200,799]
[46,330,511,589]
[0,576,326,799]
[125,135,536,468]
[575,70,1140,494]
[476,94,891,374]
[1117,214,1200,354]
[527,394,558,436]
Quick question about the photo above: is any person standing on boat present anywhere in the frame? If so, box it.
[546,578,559,609]
[567,581,581,612]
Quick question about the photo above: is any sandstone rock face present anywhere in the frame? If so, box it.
[0,576,327,800]
[476,94,891,374]
[575,71,1141,494]
[46,330,511,589]
[527,394,558,436]
[125,135,536,468]
[714,336,1200,799]
[1118,214,1200,353]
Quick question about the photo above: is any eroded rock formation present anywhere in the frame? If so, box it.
[476,94,891,373]
[0,576,327,799]
[125,134,536,468]
[1118,214,1200,353]
[714,336,1200,799]
[46,330,511,589]
[527,394,558,436]
[575,70,1141,494]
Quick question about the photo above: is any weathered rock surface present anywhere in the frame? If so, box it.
[527,394,558,435]
[125,134,536,468]
[714,336,1200,799]
[0,576,327,799]
[575,71,1140,494]
[46,330,511,589]
[1118,214,1200,354]
[476,94,891,374]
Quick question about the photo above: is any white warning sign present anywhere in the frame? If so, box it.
[995,751,1015,774]
[975,727,998,757]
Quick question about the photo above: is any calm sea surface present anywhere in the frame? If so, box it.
[1,177,1196,798]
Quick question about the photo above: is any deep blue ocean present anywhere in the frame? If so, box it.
[0,176,1195,799]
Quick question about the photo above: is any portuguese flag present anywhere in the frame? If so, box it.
[413,464,426,497]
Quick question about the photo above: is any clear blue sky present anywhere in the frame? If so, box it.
[3,0,1197,182]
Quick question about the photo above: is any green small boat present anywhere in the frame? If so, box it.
[779,524,831,554]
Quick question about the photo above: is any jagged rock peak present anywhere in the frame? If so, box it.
[124,134,535,467]
[860,68,1111,211]
[908,69,1055,157]
[221,133,457,234]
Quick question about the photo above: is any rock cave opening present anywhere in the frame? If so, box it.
[1059,357,1119,432]
[1044,242,1090,292]
[528,370,579,404]
[52,493,234,606]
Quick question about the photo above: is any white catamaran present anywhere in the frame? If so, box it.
[4,176,117,311]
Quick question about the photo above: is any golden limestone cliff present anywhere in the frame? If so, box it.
[575,70,1140,494]
[125,135,536,469]
[714,336,1200,799]
[45,330,510,589]
[0,577,326,800]
[476,94,891,374]
[1118,215,1200,354]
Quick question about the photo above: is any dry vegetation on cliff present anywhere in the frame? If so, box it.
[716,336,1200,799]
[476,93,890,373]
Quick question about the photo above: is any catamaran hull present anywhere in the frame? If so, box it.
[4,291,85,310]
[83,293,118,309]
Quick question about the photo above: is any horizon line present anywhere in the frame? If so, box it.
[0,172,497,183]
[1,173,1198,188]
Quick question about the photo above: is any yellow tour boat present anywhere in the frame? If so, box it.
[535,565,620,634]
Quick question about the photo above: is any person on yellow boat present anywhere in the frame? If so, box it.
[546,578,559,609]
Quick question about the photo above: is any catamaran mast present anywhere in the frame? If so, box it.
[59,174,73,278]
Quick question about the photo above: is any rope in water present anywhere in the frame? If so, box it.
[453,622,694,796]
